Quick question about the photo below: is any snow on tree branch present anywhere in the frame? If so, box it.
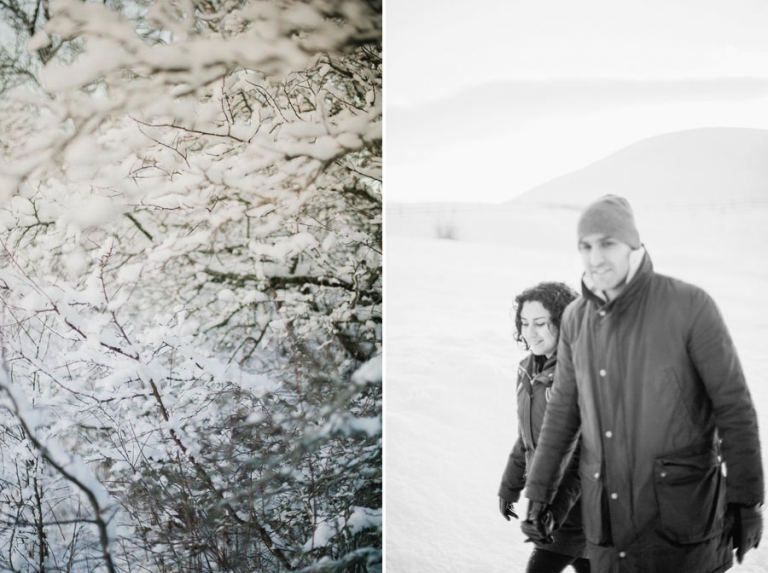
[0,0,380,570]
[0,363,118,573]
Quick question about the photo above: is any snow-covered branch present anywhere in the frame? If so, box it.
[0,0,380,570]
[0,365,117,573]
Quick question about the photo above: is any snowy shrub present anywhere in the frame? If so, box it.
[435,220,459,240]
[0,1,381,572]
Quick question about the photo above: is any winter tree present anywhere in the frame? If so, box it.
[0,1,382,572]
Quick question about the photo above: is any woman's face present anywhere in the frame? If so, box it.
[520,300,558,357]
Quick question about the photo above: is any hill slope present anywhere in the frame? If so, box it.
[513,127,768,208]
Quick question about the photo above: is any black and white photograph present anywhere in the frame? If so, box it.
[386,1,768,572]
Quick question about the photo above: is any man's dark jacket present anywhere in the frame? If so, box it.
[525,251,764,573]
[499,353,586,558]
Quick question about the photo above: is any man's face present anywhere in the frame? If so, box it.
[578,233,633,300]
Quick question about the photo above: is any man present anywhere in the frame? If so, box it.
[521,195,763,572]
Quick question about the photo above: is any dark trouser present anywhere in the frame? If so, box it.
[526,548,591,573]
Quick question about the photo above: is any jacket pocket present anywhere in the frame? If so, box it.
[653,450,726,544]
[579,461,610,545]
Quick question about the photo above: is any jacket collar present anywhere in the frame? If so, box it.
[520,351,557,380]
[581,247,654,313]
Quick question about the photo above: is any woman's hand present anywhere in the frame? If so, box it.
[499,497,518,521]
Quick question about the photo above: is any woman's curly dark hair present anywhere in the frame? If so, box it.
[513,281,579,351]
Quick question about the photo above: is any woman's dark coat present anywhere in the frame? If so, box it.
[499,352,586,558]
[525,251,764,573]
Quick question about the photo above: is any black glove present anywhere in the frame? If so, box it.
[499,497,518,521]
[521,501,555,544]
[732,503,762,564]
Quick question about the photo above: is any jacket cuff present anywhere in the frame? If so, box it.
[498,486,522,503]
[524,482,558,505]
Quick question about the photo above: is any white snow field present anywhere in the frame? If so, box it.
[385,202,768,573]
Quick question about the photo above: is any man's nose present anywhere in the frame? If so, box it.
[589,246,604,265]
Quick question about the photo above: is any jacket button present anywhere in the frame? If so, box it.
[594,472,600,479]
[660,471,667,478]
[611,493,618,500]
[599,369,606,377]
[605,431,613,438]
[599,310,606,317]
[619,551,627,558]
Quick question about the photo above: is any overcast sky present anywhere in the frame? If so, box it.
[386,0,768,203]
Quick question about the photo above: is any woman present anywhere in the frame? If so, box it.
[498,281,589,573]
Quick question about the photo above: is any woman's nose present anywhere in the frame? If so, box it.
[524,324,535,338]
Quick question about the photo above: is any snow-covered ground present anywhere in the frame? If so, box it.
[384,204,768,572]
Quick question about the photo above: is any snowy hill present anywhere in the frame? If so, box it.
[513,127,768,208]
[387,127,768,257]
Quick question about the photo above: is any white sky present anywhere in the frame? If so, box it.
[385,0,768,203]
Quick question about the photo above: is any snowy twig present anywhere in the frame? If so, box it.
[0,364,117,573]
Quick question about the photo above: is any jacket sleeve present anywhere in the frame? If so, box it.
[688,290,764,505]
[524,306,582,504]
[498,434,527,502]
[547,439,582,527]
